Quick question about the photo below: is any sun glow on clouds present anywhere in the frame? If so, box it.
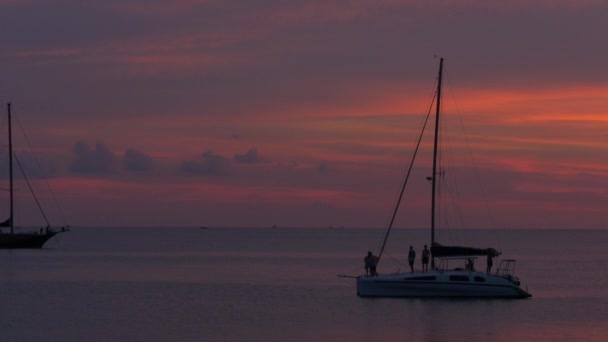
[451,85,608,122]
[2,0,607,228]
[46,82,608,189]
[20,78,608,210]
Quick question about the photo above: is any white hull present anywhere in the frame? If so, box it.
[357,270,531,298]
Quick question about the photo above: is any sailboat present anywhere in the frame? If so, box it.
[0,103,68,248]
[355,59,531,298]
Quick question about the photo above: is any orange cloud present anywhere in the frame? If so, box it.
[441,85,608,119]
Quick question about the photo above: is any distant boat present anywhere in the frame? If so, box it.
[200,226,208,230]
[0,103,68,248]
[353,59,531,298]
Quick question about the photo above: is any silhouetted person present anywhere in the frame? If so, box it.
[486,253,494,274]
[421,245,430,271]
[466,258,475,271]
[371,254,378,276]
[364,251,379,276]
[408,246,416,273]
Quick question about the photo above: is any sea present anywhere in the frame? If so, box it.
[0,227,606,342]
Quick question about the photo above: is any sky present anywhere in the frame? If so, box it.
[0,0,607,229]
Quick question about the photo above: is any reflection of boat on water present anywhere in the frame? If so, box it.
[0,103,69,248]
[352,59,531,298]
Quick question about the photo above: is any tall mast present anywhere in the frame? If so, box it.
[431,58,443,247]
[7,103,14,234]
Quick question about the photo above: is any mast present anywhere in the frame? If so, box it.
[7,103,14,234]
[431,58,443,248]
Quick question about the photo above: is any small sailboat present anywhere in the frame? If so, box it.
[0,103,68,248]
[354,59,531,298]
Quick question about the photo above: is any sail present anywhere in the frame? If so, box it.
[431,242,500,258]
[0,218,11,227]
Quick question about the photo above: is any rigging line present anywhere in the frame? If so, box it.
[377,91,436,263]
[445,74,500,245]
[441,72,469,244]
[382,249,406,269]
[376,71,440,254]
[439,111,467,242]
[338,267,365,278]
[15,116,69,225]
[377,95,436,244]
[14,153,51,226]
[341,266,365,277]
[376,95,435,255]
[437,81,461,243]
[437,112,444,235]
[436,106,452,242]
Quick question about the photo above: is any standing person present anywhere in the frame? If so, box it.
[364,251,378,276]
[370,253,379,276]
[421,245,430,271]
[408,246,416,273]
[486,253,494,274]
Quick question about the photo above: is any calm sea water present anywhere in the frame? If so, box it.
[0,227,606,341]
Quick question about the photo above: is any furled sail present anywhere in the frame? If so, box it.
[431,242,501,258]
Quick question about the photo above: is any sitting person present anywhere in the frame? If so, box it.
[465,258,475,271]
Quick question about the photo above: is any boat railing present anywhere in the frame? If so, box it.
[435,257,518,277]
[435,256,478,271]
[495,259,522,285]
[496,259,517,276]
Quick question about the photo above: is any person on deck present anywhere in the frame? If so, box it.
[466,258,475,271]
[486,253,494,274]
[421,245,430,271]
[408,246,416,273]
[370,254,379,276]
[364,251,379,276]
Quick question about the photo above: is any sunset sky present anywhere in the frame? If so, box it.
[0,0,607,229]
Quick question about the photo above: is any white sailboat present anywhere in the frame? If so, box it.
[355,58,531,298]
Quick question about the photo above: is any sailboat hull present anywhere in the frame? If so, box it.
[0,232,58,249]
[357,270,531,298]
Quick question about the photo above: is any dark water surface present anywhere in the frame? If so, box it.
[1,227,606,341]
